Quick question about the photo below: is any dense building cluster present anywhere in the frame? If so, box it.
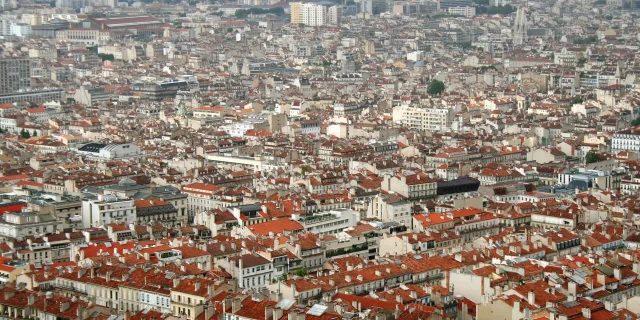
[0,0,639,319]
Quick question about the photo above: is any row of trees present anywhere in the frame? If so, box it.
[20,129,37,138]
[476,4,516,15]
[573,36,598,45]
[234,7,284,18]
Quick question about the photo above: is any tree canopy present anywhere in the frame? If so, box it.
[585,152,601,164]
[476,4,516,15]
[98,53,114,61]
[20,128,30,139]
[573,36,598,45]
[427,80,445,96]
[293,268,308,277]
[234,7,284,18]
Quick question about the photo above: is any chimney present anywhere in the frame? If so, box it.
[208,284,215,298]
[527,291,535,306]
[223,296,233,313]
[288,311,298,320]
[205,303,214,320]
[60,302,70,313]
[195,281,201,291]
[265,306,274,320]
[582,308,591,319]
[173,278,180,287]
[273,308,284,320]
[232,297,242,313]
[77,305,85,320]
[28,294,37,305]
[345,275,351,282]
[568,282,577,300]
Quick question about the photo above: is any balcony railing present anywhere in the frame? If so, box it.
[326,243,368,258]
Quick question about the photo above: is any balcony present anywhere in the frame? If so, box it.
[326,243,368,258]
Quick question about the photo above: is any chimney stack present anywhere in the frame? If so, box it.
[527,291,535,306]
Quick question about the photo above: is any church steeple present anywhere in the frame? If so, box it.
[513,2,528,45]
[615,61,624,84]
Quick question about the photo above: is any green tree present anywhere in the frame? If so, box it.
[572,97,584,104]
[20,128,30,139]
[427,79,446,96]
[577,57,587,66]
[573,36,598,45]
[234,7,285,19]
[486,5,516,14]
[32,130,37,137]
[227,28,233,33]
[586,152,601,163]
[631,116,640,126]
[293,268,308,277]
[98,53,114,61]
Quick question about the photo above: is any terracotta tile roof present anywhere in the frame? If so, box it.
[246,219,304,236]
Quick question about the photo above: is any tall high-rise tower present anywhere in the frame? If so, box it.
[0,58,30,94]
[513,3,528,45]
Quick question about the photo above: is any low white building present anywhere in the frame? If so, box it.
[75,143,143,160]
[292,208,360,236]
[0,211,62,239]
[448,6,476,17]
[81,195,136,228]
[392,105,455,131]
[219,254,273,289]
[612,128,640,154]
[365,193,412,227]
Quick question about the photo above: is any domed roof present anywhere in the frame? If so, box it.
[119,177,136,186]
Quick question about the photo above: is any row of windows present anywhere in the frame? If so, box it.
[242,274,271,288]
[242,265,270,274]
[135,292,170,307]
